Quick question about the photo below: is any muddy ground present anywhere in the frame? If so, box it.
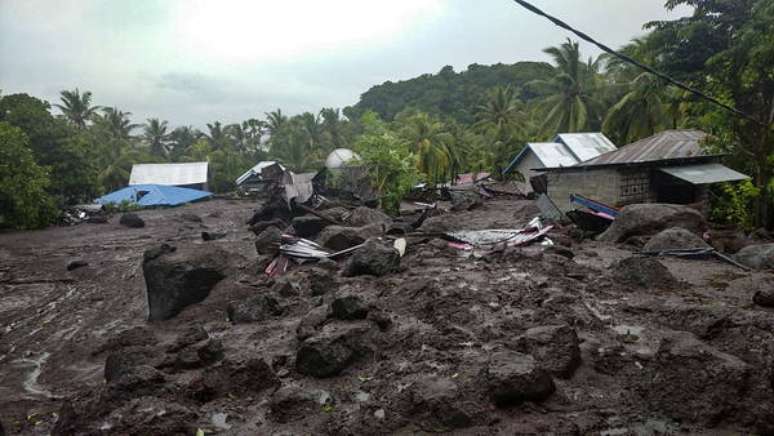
[0,197,773,435]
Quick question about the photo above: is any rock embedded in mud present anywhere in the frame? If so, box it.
[598,203,706,243]
[189,358,279,403]
[610,256,679,289]
[227,294,283,323]
[642,331,751,424]
[66,259,88,271]
[753,287,774,307]
[95,326,158,355]
[119,212,145,228]
[201,231,226,241]
[272,276,302,297]
[179,212,202,223]
[348,206,392,227]
[268,385,333,424]
[292,215,328,238]
[342,239,400,277]
[296,321,373,378]
[735,243,774,270]
[515,324,581,378]
[142,244,228,321]
[255,225,283,256]
[409,375,473,431]
[485,350,555,407]
[449,190,482,211]
[317,224,385,251]
[297,305,330,340]
[642,227,710,252]
[104,346,162,382]
[331,295,369,320]
[167,326,209,353]
[105,365,166,401]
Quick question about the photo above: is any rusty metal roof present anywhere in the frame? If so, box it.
[576,129,711,167]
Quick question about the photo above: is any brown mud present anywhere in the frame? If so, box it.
[0,198,772,435]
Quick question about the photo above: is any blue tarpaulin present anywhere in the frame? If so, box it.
[96,184,212,207]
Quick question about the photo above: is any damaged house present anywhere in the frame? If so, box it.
[537,129,750,212]
[502,132,617,190]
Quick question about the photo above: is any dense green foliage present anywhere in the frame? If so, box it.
[0,122,57,229]
[2,0,772,229]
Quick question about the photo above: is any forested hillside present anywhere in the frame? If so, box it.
[344,62,553,124]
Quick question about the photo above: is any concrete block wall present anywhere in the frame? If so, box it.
[546,169,621,211]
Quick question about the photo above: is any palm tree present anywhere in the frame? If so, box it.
[474,86,524,134]
[320,107,344,149]
[93,107,138,140]
[168,126,197,161]
[530,39,604,134]
[398,112,454,184]
[205,121,230,150]
[265,109,287,136]
[55,88,99,129]
[143,118,169,157]
[602,73,671,144]
[300,112,324,155]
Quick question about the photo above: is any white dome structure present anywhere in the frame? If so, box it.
[325,148,361,169]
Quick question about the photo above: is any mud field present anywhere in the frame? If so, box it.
[1,197,773,435]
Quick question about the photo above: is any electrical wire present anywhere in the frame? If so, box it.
[510,0,766,126]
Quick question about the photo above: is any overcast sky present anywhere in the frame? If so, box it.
[0,1,691,128]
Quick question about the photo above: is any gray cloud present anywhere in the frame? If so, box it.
[0,0,691,128]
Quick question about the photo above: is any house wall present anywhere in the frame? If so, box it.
[546,168,622,211]
[514,151,546,189]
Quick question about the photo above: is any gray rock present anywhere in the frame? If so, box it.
[735,243,774,270]
[515,324,581,378]
[330,295,369,320]
[753,287,774,307]
[201,231,226,241]
[227,294,283,323]
[189,358,279,403]
[268,385,332,424]
[409,376,473,431]
[179,212,202,223]
[449,190,482,211]
[292,215,328,238]
[255,225,283,256]
[486,350,555,406]
[642,331,751,423]
[342,239,400,277]
[167,326,209,353]
[295,321,373,378]
[610,256,679,289]
[348,206,391,227]
[296,305,329,340]
[643,227,710,252]
[66,259,88,271]
[272,276,302,297]
[104,346,162,382]
[317,223,384,251]
[119,212,145,228]
[142,245,227,321]
[599,203,706,243]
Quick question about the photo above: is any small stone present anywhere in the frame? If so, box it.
[331,295,369,320]
[374,408,386,420]
[180,212,202,223]
[66,259,88,271]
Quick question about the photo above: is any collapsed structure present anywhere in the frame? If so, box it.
[129,162,210,191]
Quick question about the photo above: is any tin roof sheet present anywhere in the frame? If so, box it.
[554,132,618,162]
[658,163,749,185]
[529,142,579,167]
[578,130,709,166]
[129,162,208,186]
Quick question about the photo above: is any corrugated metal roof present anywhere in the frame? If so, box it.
[529,142,580,167]
[578,129,709,166]
[235,161,285,185]
[555,132,618,162]
[659,163,749,185]
[129,162,208,186]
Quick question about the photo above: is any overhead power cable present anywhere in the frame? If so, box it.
[510,0,765,126]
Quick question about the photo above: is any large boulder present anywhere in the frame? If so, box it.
[449,190,482,211]
[641,331,751,424]
[317,224,383,251]
[735,243,774,270]
[330,295,369,320]
[295,321,374,378]
[227,294,283,323]
[292,215,328,238]
[485,350,555,407]
[408,376,474,431]
[610,256,679,289]
[254,225,282,256]
[599,203,706,243]
[643,227,711,252]
[348,206,391,227]
[104,346,162,382]
[142,244,228,321]
[514,324,581,378]
[188,358,279,403]
[342,239,400,277]
[119,212,145,228]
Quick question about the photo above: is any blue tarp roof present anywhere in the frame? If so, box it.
[96,184,212,207]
